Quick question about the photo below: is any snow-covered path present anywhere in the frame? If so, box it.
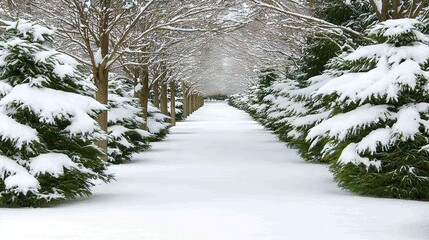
[1,102,429,240]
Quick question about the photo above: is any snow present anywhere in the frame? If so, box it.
[108,125,151,140]
[146,103,170,134]
[0,155,40,195]
[147,104,161,113]
[0,113,39,149]
[0,81,12,96]
[306,104,393,142]
[4,172,40,194]
[344,43,391,61]
[151,112,171,121]
[34,50,57,62]
[34,50,78,79]
[273,96,308,115]
[391,104,429,141]
[338,143,382,169]
[0,84,105,136]
[3,19,55,42]
[94,48,103,67]
[292,110,331,127]
[108,125,131,139]
[356,128,391,154]
[134,83,143,92]
[29,153,80,177]
[147,117,169,134]
[1,102,429,240]
[368,18,421,37]
[109,101,143,124]
[291,74,332,98]
[53,63,75,79]
[318,43,429,103]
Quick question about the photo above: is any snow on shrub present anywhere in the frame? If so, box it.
[246,69,278,122]
[0,19,111,207]
[266,78,310,143]
[174,99,184,121]
[107,74,151,164]
[147,103,171,141]
[169,82,184,121]
[307,19,429,199]
[287,74,333,161]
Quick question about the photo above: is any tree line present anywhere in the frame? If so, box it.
[230,0,429,200]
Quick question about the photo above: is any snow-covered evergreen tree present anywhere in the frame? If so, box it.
[261,79,293,131]
[171,82,184,121]
[147,103,171,141]
[228,93,250,110]
[108,74,151,164]
[287,74,333,162]
[0,20,111,207]
[247,69,278,121]
[174,99,184,121]
[307,19,429,199]
[279,0,376,155]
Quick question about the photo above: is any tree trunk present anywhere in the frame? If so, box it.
[182,84,188,118]
[199,96,203,109]
[193,95,197,112]
[140,63,150,130]
[153,79,160,109]
[94,38,110,158]
[94,67,109,159]
[170,80,176,126]
[188,93,193,115]
[160,81,168,115]
[93,4,111,160]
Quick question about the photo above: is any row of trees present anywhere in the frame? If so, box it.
[1,0,244,153]
[0,19,207,207]
[3,0,428,205]
[230,1,429,200]
[0,0,220,207]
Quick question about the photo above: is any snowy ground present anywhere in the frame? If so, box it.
[1,102,429,240]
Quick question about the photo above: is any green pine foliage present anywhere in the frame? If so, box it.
[107,74,151,164]
[228,5,429,201]
[309,19,429,199]
[246,69,278,122]
[0,20,111,207]
[294,0,373,83]
[172,82,184,121]
[146,103,171,141]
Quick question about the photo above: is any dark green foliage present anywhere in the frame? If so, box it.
[322,19,429,199]
[297,38,340,83]
[107,75,151,164]
[293,0,376,86]
[332,138,429,199]
[148,128,170,142]
[0,20,111,207]
[172,82,185,121]
[229,4,429,202]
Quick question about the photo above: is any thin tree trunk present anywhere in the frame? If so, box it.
[160,81,168,115]
[182,84,188,118]
[170,80,176,126]
[94,68,109,159]
[140,63,150,130]
[153,79,160,109]
[193,95,197,112]
[188,93,193,115]
[93,3,111,160]
[199,96,203,109]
